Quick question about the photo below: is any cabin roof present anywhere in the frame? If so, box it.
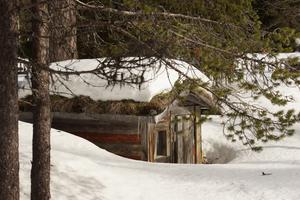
[19,86,216,116]
[18,58,211,102]
[179,90,215,109]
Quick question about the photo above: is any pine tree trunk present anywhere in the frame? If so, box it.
[50,0,77,62]
[0,0,20,199]
[30,1,51,200]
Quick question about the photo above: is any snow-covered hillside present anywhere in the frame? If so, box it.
[20,117,300,200]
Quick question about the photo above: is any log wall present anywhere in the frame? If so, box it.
[19,112,154,160]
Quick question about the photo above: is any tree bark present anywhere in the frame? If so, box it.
[30,0,51,200]
[50,0,78,62]
[0,0,20,199]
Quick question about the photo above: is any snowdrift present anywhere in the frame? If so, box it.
[20,116,300,200]
[19,53,300,199]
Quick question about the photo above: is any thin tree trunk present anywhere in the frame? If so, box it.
[50,0,77,62]
[0,0,20,199]
[30,0,51,199]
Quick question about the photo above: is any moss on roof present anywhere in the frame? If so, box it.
[19,80,218,115]
[19,93,172,116]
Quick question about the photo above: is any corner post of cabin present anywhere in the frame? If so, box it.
[194,106,203,164]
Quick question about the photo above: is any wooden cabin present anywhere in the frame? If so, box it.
[18,58,216,164]
[19,90,213,164]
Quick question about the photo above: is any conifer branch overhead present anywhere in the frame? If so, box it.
[74,0,239,28]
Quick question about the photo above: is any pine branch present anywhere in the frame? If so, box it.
[75,0,239,28]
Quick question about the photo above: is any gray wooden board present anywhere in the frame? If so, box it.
[96,143,145,159]
[177,133,184,163]
[19,112,153,135]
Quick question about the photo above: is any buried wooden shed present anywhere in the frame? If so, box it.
[18,58,215,163]
[19,90,214,164]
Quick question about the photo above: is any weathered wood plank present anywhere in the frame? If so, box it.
[19,112,149,135]
[194,107,203,164]
[73,133,141,144]
[95,143,146,160]
[121,154,143,160]
[52,120,138,135]
[177,133,183,163]
[147,123,155,162]
[186,119,194,164]
[183,119,188,163]
[139,118,153,160]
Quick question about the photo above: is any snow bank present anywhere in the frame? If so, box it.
[202,115,300,164]
[19,53,300,199]
[20,114,300,200]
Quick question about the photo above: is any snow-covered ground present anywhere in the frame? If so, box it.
[20,116,300,200]
[19,53,300,199]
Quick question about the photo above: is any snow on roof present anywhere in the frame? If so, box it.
[18,58,210,102]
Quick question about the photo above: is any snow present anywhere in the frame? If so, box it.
[18,58,210,102]
[246,52,300,60]
[18,53,300,199]
[227,53,300,113]
[20,115,300,200]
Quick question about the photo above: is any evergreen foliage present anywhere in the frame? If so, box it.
[253,0,300,32]
[18,0,300,150]
[253,0,300,52]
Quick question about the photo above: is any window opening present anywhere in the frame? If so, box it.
[157,130,167,156]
